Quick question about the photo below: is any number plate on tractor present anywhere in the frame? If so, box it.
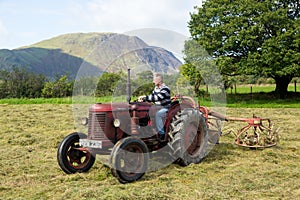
[79,139,102,149]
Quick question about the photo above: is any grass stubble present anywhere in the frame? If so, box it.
[0,104,299,199]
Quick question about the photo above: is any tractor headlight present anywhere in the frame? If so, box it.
[113,119,121,127]
[81,117,88,126]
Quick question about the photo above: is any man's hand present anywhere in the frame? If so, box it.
[138,95,146,102]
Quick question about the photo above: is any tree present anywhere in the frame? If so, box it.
[188,0,300,97]
[0,67,46,98]
[180,63,203,96]
[73,76,98,96]
[132,71,153,96]
[42,76,73,98]
[182,39,225,96]
[96,72,123,97]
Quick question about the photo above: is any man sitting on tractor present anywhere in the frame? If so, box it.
[138,73,171,140]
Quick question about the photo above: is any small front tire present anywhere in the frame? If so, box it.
[57,132,95,174]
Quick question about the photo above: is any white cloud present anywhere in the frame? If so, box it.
[0,0,203,49]
[66,0,202,35]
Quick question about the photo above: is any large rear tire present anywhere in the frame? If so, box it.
[57,132,95,174]
[168,108,208,166]
[110,137,149,184]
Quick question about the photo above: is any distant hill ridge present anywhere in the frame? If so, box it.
[0,32,182,79]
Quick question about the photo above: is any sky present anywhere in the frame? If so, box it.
[0,0,203,50]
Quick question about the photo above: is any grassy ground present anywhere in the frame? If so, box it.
[1,84,299,108]
[226,84,299,94]
[0,104,299,199]
[199,84,300,108]
[0,93,299,109]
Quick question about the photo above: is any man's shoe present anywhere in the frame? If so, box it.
[158,134,165,141]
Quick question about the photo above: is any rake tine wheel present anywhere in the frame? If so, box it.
[206,109,279,149]
[234,118,279,149]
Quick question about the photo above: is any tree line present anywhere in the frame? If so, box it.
[0,67,73,98]
[1,66,298,99]
[0,68,169,99]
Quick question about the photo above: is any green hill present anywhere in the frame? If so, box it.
[0,33,182,79]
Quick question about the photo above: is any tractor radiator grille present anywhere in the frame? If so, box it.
[88,112,106,140]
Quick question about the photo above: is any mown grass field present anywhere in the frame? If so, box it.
[0,103,299,199]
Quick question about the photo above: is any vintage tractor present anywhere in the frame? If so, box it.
[57,69,208,183]
[57,69,279,183]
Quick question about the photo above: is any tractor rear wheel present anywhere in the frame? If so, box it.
[168,108,208,166]
[57,132,95,174]
[110,137,149,184]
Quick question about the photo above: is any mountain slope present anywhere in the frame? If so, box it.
[0,33,182,78]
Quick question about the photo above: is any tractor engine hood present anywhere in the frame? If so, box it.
[89,102,153,113]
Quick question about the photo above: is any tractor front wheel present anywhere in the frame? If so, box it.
[110,137,149,184]
[57,132,95,174]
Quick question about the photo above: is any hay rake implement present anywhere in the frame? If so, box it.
[200,106,280,148]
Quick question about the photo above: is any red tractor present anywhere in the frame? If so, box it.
[57,69,208,183]
[57,69,280,183]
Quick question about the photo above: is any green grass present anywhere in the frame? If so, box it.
[0,96,121,105]
[226,84,299,94]
[225,93,300,108]
[0,84,299,108]
[0,97,73,104]
[1,94,299,108]
[197,84,300,108]
[198,93,300,108]
[0,105,299,199]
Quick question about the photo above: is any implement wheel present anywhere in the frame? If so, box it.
[110,137,149,184]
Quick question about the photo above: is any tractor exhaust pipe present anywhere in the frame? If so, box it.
[126,68,131,103]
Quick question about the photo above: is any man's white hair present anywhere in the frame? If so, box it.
[153,73,163,82]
